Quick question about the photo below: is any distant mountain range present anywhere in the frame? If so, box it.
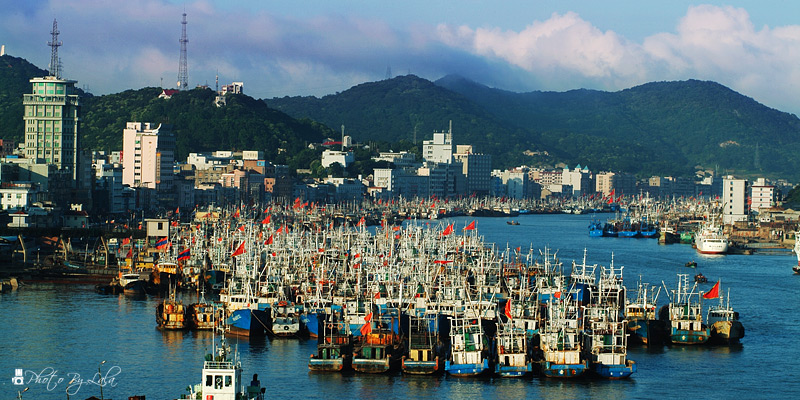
[269,74,800,180]
[3,53,800,181]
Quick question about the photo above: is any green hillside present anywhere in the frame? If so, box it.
[266,75,539,169]
[436,75,800,179]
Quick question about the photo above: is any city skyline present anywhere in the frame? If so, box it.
[2,1,800,115]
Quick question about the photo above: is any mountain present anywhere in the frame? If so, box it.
[265,75,538,168]
[0,55,332,169]
[436,74,800,179]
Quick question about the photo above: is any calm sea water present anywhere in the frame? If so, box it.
[3,214,800,399]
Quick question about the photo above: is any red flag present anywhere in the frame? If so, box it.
[276,225,284,234]
[126,247,133,259]
[261,215,271,224]
[175,207,180,214]
[374,292,381,299]
[360,312,373,336]
[554,291,561,299]
[703,280,720,299]
[231,241,245,257]
[233,208,240,218]
[609,188,615,197]
[237,225,245,232]
[356,216,365,227]
[463,220,476,231]
[265,234,273,245]
[121,238,130,245]
[442,224,454,236]
[504,299,513,320]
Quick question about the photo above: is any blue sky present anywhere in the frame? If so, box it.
[2,1,800,115]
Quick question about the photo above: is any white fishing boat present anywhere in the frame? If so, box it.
[179,334,265,399]
[694,219,728,254]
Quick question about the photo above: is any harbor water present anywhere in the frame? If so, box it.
[3,214,800,399]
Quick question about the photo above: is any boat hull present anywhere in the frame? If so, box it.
[225,309,270,337]
[709,320,745,344]
[309,356,351,372]
[539,360,589,378]
[669,328,710,345]
[445,359,491,377]
[495,362,533,377]
[593,360,637,379]
[402,358,441,375]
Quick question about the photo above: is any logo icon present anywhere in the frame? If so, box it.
[12,369,24,385]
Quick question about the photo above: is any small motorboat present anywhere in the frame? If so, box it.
[507,221,520,225]
[694,273,708,283]
[685,261,697,268]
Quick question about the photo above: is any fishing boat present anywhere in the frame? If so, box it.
[638,216,658,238]
[588,218,604,237]
[705,282,745,345]
[402,309,444,375]
[494,314,533,377]
[658,274,710,345]
[694,273,708,283]
[270,300,302,337]
[445,304,492,377]
[309,312,353,372]
[178,334,265,400]
[188,289,218,331]
[684,261,697,268]
[584,265,636,379]
[351,310,403,373]
[793,233,800,274]
[537,297,589,378]
[694,219,729,254]
[156,283,187,330]
[625,280,664,346]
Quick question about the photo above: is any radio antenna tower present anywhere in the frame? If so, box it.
[48,19,62,78]
[177,11,188,90]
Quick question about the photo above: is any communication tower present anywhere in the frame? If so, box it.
[177,12,188,90]
[48,19,62,78]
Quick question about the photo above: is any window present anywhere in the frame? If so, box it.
[205,375,212,387]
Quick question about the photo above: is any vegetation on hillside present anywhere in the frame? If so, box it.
[437,75,800,179]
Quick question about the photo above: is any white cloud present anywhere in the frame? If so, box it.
[4,2,800,114]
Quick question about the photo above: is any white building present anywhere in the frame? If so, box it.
[750,178,775,213]
[722,176,748,224]
[561,165,593,197]
[122,122,175,190]
[321,150,354,168]
[0,184,38,210]
[422,123,454,164]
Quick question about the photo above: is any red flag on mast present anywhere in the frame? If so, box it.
[231,241,246,257]
[504,299,513,320]
[703,280,720,299]
[463,220,476,231]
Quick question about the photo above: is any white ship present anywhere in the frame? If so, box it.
[694,219,728,254]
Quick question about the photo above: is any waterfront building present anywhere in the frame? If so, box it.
[722,176,749,224]
[23,76,82,185]
[454,145,492,196]
[422,123,454,164]
[0,139,15,157]
[0,183,40,210]
[562,165,594,197]
[323,177,365,202]
[122,122,175,191]
[373,151,417,167]
[750,178,775,213]
[321,150,354,168]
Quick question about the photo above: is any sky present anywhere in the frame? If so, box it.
[2,1,800,115]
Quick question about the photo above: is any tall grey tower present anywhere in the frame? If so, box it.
[48,19,62,78]
[177,12,188,90]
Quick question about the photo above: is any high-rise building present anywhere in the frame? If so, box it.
[422,122,454,164]
[122,122,175,190]
[23,76,81,184]
[722,176,748,224]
